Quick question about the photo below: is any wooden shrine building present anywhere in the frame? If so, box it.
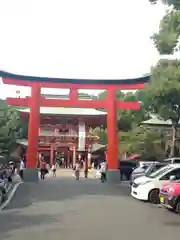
[19,104,106,168]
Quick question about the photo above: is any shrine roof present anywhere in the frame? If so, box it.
[141,117,180,126]
[0,70,150,85]
[19,107,107,116]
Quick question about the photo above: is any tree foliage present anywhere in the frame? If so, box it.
[119,127,165,160]
[0,100,25,156]
[152,10,180,54]
[91,89,166,158]
[142,59,180,156]
[149,0,180,10]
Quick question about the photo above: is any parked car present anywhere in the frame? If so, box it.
[131,164,180,204]
[130,162,168,184]
[95,160,137,181]
[119,160,138,181]
[159,181,180,213]
[164,157,180,164]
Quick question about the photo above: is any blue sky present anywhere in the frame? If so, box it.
[0,0,167,98]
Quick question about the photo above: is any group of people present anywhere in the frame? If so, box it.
[73,160,107,182]
[39,159,57,179]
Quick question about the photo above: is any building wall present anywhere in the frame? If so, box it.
[39,124,78,137]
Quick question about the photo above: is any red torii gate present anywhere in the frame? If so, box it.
[0,71,149,182]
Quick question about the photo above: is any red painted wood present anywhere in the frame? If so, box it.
[50,147,54,167]
[116,101,141,110]
[6,97,141,110]
[38,148,51,151]
[69,88,78,100]
[107,89,118,170]
[40,98,108,109]
[26,85,41,168]
[6,97,30,106]
[2,77,145,90]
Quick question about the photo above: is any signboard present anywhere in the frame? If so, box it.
[78,121,86,151]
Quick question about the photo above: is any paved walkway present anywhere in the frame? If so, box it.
[0,171,180,240]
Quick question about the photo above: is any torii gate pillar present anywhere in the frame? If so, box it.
[107,89,119,182]
[24,84,40,182]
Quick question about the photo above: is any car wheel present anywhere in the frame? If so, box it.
[175,201,180,213]
[148,189,160,204]
[121,173,128,181]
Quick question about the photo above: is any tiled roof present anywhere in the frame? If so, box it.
[0,70,150,85]
[19,107,107,116]
[141,117,180,125]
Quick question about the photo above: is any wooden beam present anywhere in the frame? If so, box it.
[2,77,145,90]
[6,97,30,106]
[116,101,141,110]
[40,98,108,109]
[6,97,141,110]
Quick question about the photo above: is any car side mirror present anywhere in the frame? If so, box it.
[169,175,176,181]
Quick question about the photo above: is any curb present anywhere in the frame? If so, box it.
[0,181,22,211]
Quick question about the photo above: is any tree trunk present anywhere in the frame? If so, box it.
[170,124,177,157]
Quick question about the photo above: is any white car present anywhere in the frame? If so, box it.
[131,164,180,204]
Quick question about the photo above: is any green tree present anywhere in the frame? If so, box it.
[152,10,180,54]
[149,0,180,9]
[97,90,148,131]
[90,127,108,145]
[119,127,165,160]
[0,100,22,156]
[143,59,180,156]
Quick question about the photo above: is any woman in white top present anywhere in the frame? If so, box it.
[74,162,80,180]
[51,164,56,177]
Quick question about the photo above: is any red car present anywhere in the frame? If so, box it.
[159,181,180,213]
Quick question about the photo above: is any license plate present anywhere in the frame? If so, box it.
[160,196,164,203]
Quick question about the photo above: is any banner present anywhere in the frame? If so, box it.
[78,122,86,151]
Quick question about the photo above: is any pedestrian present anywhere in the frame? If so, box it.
[40,159,46,180]
[74,161,80,180]
[84,162,88,178]
[100,160,107,183]
[19,159,25,180]
[51,164,56,177]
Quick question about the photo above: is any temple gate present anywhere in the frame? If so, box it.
[0,70,149,182]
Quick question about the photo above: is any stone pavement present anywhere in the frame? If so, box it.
[0,172,180,240]
[46,168,97,179]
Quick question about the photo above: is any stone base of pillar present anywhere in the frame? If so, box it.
[107,169,120,183]
[23,168,39,182]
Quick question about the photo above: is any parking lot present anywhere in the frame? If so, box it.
[0,172,180,240]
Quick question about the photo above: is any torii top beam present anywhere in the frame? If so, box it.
[0,70,150,90]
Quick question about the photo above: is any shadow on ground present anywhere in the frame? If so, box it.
[4,177,130,210]
[0,177,131,239]
[1,177,180,240]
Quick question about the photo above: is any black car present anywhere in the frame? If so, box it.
[119,160,138,181]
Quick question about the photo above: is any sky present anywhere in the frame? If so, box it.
[0,0,167,98]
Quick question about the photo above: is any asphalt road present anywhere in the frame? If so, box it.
[0,173,180,240]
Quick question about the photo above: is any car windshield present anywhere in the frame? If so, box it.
[145,164,166,176]
[148,166,173,179]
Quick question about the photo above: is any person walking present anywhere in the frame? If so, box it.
[84,161,88,178]
[100,160,107,183]
[51,164,56,177]
[19,159,25,180]
[40,160,46,180]
[74,161,80,180]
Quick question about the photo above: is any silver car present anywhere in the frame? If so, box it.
[130,162,168,184]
